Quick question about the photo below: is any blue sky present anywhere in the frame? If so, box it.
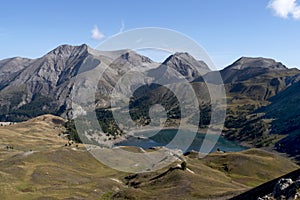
[1,0,300,69]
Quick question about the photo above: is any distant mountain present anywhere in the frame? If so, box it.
[221,57,299,100]
[161,52,210,81]
[0,44,92,120]
[0,44,211,121]
[221,57,286,83]
[2,46,300,200]
[217,58,300,148]
[224,57,286,72]
[200,57,298,100]
[1,44,300,161]
[190,57,300,156]
[0,57,31,89]
[0,45,160,121]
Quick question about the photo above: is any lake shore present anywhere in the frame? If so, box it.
[115,128,247,153]
[86,124,239,153]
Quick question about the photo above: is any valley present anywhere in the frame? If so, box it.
[1,44,300,199]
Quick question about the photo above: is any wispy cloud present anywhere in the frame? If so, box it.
[268,0,300,20]
[91,25,105,40]
[119,20,125,33]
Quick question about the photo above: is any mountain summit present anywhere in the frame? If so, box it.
[226,57,287,71]
[162,52,210,81]
[220,57,290,84]
[0,44,160,121]
[1,44,300,163]
[0,45,299,124]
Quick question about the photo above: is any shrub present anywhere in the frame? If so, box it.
[63,120,82,143]
[181,161,187,171]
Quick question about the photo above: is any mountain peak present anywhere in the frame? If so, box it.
[173,52,192,57]
[120,50,153,63]
[226,57,287,71]
[48,44,88,57]
[109,50,154,72]
[163,52,209,69]
[219,57,292,84]
[161,52,210,81]
[163,52,194,63]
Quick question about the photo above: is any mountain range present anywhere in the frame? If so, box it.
[0,44,300,161]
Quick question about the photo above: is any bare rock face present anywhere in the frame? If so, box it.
[161,52,210,81]
[0,44,299,126]
[0,46,149,120]
[258,178,300,200]
[0,44,92,120]
[0,45,159,120]
[2,44,300,164]
[0,57,31,89]
[273,178,294,199]
[0,45,215,121]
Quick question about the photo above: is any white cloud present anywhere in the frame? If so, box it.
[268,0,300,19]
[91,25,105,40]
[293,5,300,18]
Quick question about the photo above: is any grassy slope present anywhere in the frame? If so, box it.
[0,115,123,200]
[114,149,298,199]
[0,115,298,199]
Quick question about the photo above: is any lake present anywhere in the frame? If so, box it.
[116,129,247,153]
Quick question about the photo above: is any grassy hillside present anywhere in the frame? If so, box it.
[114,149,298,199]
[0,115,122,200]
[0,115,298,199]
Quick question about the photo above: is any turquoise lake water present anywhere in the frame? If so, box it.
[116,129,247,153]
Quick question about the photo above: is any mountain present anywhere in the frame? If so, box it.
[0,57,31,89]
[0,44,90,120]
[0,44,216,122]
[1,45,300,198]
[0,45,161,121]
[160,52,210,81]
[216,58,300,149]
[1,44,300,161]
[221,57,287,83]
[185,57,300,155]
[217,57,298,100]
[260,81,300,160]
[222,57,299,101]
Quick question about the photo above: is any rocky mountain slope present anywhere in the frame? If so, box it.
[1,44,300,161]
[218,58,300,142]
[0,45,160,121]
[160,52,210,81]
[260,81,300,161]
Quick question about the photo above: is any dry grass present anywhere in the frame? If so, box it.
[0,115,124,200]
[0,115,298,199]
[113,150,299,199]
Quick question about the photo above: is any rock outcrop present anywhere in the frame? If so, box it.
[258,178,300,200]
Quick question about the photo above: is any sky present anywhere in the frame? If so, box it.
[1,0,300,69]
